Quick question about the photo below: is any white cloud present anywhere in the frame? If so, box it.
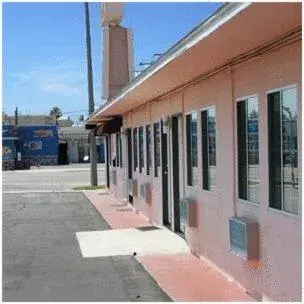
[9,70,39,84]
[40,83,81,97]
[9,64,90,98]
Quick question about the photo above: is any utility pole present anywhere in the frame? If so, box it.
[14,107,18,126]
[85,2,98,186]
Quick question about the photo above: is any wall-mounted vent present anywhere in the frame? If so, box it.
[179,197,198,228]
[132,179,138,197]
[139,183,151,204]
[111,170,117,185]
[229,217,259,260]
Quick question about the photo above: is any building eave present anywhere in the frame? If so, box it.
[86,2,251,124]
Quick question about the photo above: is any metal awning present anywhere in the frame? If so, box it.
[85,116,122,136]
[99,116,122,135]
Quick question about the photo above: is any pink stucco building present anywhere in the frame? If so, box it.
[87,2,302,301]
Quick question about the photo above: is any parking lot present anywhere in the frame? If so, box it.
[2,163,106,192]
[2,165,170,302]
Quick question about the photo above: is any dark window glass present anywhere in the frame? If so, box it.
[146,125,151,175]
[201,107,216,190]
[268,87,298,214]
[109,135,112,167]
[154,122,160,177]
[186,112,197,186]
[116,133,119,167]
[139,126,144,173]
[119,133,123,168]
[237,98,259,202]
[133,128,138,171]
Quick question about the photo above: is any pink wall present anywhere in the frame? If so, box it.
[108,41,301,301]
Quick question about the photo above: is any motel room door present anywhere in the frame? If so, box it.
[126,128,133,204]
[171,114,184,234]
[161,120,171,226]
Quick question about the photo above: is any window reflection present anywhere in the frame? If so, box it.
[282,88,298,214]
[139,126,144,173]
[154,123,160,177]
[202,106,216,191]
[186,112,198,186]
[247,97,259,203]
[268,87,298,214]
[237,97,259,203]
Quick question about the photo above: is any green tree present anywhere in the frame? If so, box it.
[49,107,62,119]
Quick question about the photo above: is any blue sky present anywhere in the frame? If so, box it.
[3,2,222,118]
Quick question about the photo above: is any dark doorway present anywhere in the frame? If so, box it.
[172,115,182,233]
[58,143,68,165]
[161,121,170,226]
[105,136,110,188]
[126,128,133,204]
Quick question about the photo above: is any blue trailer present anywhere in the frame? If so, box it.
[18,125,59,166]
[2,124,19,170]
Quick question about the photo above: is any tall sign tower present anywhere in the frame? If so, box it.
[101,3,134,103]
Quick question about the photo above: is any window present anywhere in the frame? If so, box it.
[116,133,120,167]
[237,97,259,203]
[268,87,298,214]
[154,122,160,177]
[108,136,112,167]
[146,125,151,175]
[139,126,144,173]
[201,107,216,191]
[29,141,42,150]
[133,128,138,171]
[119,133,123,168]
[186,112,198,186]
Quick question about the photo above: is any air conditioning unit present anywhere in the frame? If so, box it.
[229,217,259,260]
[139,183,151,204]
[132,179,138,197]
[111,170,117,185]
[179,197,198,228]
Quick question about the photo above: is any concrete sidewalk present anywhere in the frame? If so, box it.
[84,190,254,302]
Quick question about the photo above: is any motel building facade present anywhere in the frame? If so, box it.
[86,2,301,301]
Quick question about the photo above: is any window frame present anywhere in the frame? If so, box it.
[116,133,120,168]
[153,121,161,178]
[200,105,216,191]
[146,124,151,176]
[133,127,138,172]
[186,111,198,187]
[236,95,260,204]
[267,85,299,215]
[138,126,144,173]
[119,132,123,168]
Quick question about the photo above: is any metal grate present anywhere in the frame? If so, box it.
[229,217,259,260]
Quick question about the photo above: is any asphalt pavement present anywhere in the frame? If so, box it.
[2,163,107,192]
[2,165,171,302]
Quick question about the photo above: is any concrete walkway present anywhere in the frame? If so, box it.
[84,190,254,302]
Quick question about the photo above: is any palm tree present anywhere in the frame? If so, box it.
[49,107,62,119]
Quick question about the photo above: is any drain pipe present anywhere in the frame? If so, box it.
[229,65,237,217]
[181,91,186,199]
